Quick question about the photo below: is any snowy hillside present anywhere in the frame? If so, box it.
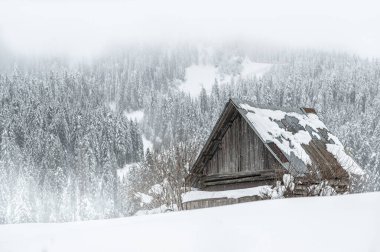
[1,192,379,252]
[178,64,218,97]
[123,109,153,151]
[1,43,380,224]
[123,110,144,123]
[178,59,272,97]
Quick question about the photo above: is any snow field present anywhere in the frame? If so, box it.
[0,192,379,252]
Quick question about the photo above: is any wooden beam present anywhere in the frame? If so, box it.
[202,174,276,186]
[202,169,279,182]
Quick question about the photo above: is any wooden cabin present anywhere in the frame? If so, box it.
[183,98,363,210]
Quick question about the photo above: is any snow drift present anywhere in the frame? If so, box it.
[0,192,379,252]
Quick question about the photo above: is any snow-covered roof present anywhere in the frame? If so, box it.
[189,98,363,185]
[238,101,364,176]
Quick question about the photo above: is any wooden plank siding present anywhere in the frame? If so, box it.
[183,195,262,210]
[203,114,282,189]
[185,99,354,210]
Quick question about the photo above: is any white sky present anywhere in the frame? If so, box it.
[0,0,379,58]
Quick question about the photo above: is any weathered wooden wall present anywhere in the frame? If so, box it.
[182,195,262,210]
[205,114,282,176]
[185,100,352,210]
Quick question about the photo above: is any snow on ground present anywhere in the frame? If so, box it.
[108,101,116,112]
[123,109,144,123]
[135,192,153,205]
[134,204,177,216]
[178,64,218,97]
[178,60,272,97]
[142,135,153,151]
[182,185,270,203]
[149,184,164,195]
[121,110,153,151]
[121,109,154,151]
[0,192,379,252]
[241,58,273,79]
[117,163,139,180]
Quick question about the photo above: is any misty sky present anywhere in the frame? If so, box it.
[0,0,379,58]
